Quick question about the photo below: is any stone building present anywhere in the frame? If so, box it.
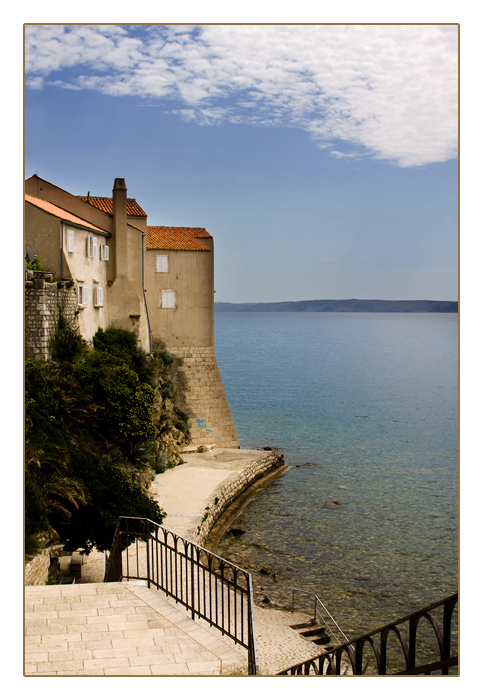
[24,175,238,448]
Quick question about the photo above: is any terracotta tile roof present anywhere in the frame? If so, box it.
[25,194,108,234]
[77,196,147,217]
[147,226,212,251]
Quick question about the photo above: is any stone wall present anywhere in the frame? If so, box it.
[195,451,285,546]
[25,549,50,586]
[169,346,239,449]
[25,277,78,361]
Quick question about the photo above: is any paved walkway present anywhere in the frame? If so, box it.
[25,448,322,676]
[25,581,247,676]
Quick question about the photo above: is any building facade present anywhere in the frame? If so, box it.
[24,175,238,448]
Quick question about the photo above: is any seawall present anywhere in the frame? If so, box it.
[195,450,286,548]
[151,448,286,547]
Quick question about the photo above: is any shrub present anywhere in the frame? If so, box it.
[26,255,48,271]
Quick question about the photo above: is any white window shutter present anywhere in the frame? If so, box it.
[83,285,89,305]
[87,236,93,257]
[95,286,104,307]
[92,237,98,258]
[66,228,74,253]
[101,244,109,261]
[161,290,176,308]
[156,255,168,272]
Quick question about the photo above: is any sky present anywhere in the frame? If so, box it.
[24,23,458,303]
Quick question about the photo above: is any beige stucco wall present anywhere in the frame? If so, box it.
[25,204,111,342]
[144,247,214,348]
[25,204,64,278]
[25,175,115,235]
[106,224,149,349]
[25,179,150,351]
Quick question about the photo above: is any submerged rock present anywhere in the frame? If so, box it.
[324,500,342,508]
[228,528,245,536]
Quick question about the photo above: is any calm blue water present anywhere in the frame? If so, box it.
[214,312,458,638]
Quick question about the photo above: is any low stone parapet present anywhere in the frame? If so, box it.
[25,549,50,586]
[195,450,285,547]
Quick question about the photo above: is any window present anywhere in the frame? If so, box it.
[66,228,75,253]
[100,244,109,261]
[94,286,104,308]
[156,255,169,273]
[87,236,98,258]
[160,290,176,309]
[77,283,89,306]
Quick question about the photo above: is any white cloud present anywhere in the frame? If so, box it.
[24,24,458,168]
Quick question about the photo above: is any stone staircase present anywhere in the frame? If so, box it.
[290,619,333,649]
[24,580,247,676]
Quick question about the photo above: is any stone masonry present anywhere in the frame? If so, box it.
[25,549,51,586]
[170,346,239,449]
[195,451,285,546]
[25,277,78,361]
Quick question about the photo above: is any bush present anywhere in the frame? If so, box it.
[25,328,167,553]
[49,313,85,363]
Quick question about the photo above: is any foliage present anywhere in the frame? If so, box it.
[24,327,181,554]
[49,312,86,363]
[26,255,48,271]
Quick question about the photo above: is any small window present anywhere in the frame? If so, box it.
[160,290,176,309]
[77,283,89,306]
[66,228,75,253]
[100,244,109,261]
[156,255,169,273]
[87,236,98,258]
[94,286,104,308]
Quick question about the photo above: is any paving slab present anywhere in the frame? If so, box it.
[24,581,247,676]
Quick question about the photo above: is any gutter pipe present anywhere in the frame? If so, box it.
[142,233,152,353]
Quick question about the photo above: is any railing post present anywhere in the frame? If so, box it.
[190,543,195,620]
[145,519,150,588]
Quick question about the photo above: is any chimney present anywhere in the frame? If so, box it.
[112,178,128,274]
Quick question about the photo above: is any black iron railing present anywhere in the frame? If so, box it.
[104,516,259,675]
[278,593,458,676]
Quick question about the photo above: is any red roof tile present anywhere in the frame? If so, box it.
[147,226,212,251]
[77,196,147,217]
[25,194,108,234]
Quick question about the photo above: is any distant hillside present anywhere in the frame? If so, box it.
[215,299,458,313]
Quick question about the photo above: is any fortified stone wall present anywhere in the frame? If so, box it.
[170,346,239,449]
[25,277,78,361]
[195,451,285,546]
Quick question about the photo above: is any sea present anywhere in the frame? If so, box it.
[213,311,458,644]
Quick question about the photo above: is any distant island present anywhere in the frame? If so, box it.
[215,299,458,313]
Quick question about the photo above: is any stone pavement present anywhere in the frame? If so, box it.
[25,580,247,676]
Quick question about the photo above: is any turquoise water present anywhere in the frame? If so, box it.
[214,312,458,639]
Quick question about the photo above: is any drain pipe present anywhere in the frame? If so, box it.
[142,233,152,353]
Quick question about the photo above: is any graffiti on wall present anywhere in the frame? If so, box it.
[195,418,212,436]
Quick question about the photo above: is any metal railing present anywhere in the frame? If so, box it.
[279,593,458,676]
[291,587,353,649]
[104,516,259,675]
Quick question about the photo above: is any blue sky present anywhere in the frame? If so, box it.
[24,23,458,303]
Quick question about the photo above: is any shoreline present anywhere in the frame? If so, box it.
[150,447,286,546]
[151,447,325,674]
